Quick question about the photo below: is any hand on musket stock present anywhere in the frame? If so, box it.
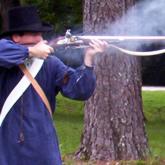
[84,39,109,67]
[28,40,54,59]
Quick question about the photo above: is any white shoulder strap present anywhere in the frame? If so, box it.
[0,58,44,126]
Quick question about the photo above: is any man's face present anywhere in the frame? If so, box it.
[12,32,43,45]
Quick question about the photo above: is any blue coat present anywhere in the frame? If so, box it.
[0,39,96,165]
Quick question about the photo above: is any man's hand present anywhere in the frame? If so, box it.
[84,39,109,67]
[28,40,54,59]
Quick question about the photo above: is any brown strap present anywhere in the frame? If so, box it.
[18,64,52,118]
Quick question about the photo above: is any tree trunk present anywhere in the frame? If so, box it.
[75,0,150,161]
[0,0,21,32]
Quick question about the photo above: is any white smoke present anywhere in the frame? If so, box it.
[110,0,165,36]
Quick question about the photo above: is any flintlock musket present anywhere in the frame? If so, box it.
[48,30,165,56]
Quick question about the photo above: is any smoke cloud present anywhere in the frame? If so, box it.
[108,0,165,50]
[110,0,165,36]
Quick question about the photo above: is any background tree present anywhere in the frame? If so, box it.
[75,0,150,161]
[22,0,83,36]
[0,0,21,32]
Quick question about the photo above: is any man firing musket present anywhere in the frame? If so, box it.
[1,4,165,165]
[0,5,108,165]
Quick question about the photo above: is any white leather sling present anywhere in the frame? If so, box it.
[0,57,44,126]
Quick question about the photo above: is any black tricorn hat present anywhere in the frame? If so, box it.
[0,5,54,38]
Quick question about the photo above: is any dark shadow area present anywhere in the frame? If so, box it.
[142,43,165,86]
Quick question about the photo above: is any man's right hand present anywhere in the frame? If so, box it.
[28,40,54,59]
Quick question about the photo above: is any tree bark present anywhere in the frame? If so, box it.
[0,0,21,32]
[75,0,150,161]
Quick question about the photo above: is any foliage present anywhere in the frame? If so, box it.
[22,0,83,36]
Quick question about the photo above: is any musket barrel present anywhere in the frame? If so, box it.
[77,36,165,41]
[48,34,165,52]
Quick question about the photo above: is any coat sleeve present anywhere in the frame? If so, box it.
[52,57,96,101]
[0,39,29,68]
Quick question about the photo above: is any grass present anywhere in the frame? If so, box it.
[142,91,165,159]
[142,91,165,122]
[53,96,84,156]
[53,91,165,164]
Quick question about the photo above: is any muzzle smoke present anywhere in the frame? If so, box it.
[109,0,165,50]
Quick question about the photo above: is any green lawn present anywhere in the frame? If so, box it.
[142,91,165,159]
[53,91,165,163]
[53,96,84,156]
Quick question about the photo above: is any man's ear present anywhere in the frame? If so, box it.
[12,34,21,43]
